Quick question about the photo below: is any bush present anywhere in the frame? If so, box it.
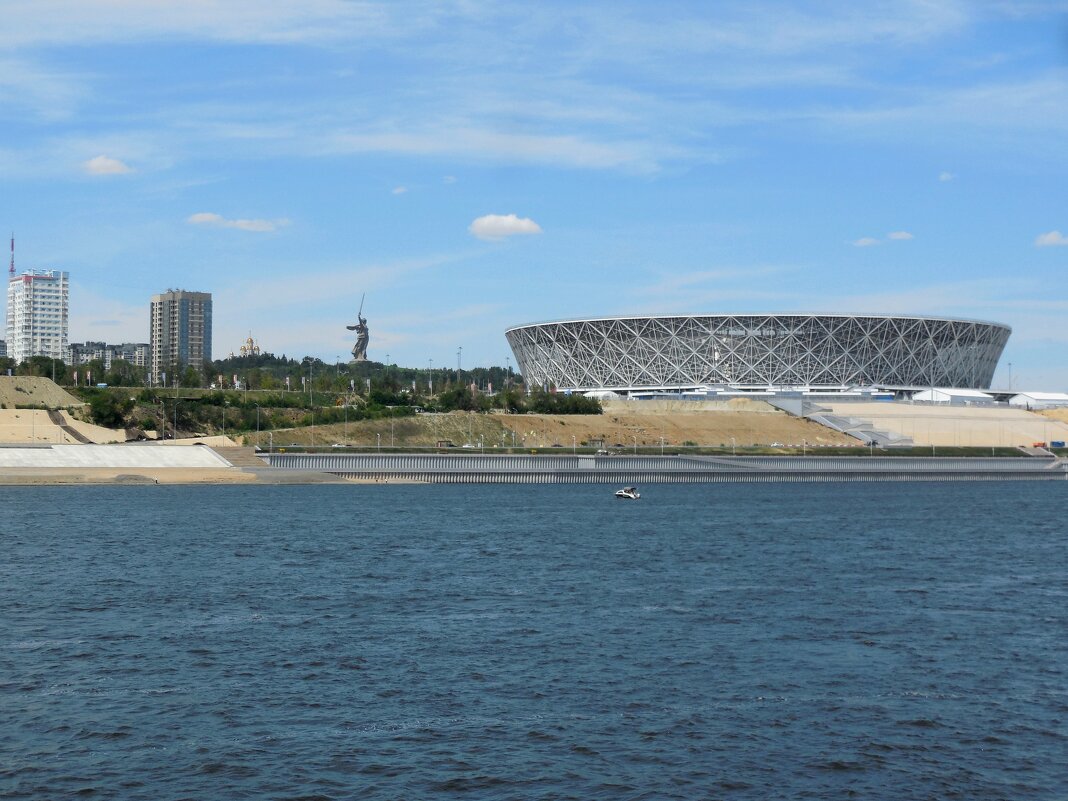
[88,392,134,428]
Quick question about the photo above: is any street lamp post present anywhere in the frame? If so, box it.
[730,436,736,456]
[376,432,381,452]
[255,404,261,441]
[632,435,637,455]
[572,435,576,454]
[386,405,395,447]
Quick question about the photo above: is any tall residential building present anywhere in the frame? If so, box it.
[150,289,212,383]
[6,269,69,365]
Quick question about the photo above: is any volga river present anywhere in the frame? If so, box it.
[2,482,1066,800]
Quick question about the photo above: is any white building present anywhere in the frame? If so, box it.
[911,388,994,404]
[68,341,150,371]
[1009,392,1068,409]
[6,269,69,365]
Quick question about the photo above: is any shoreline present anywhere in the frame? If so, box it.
[0,468,382,486]
[1,447,1065,486]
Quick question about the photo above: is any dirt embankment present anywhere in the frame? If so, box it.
[1039,408,1068,425]
[0,376,83,409]
[248,399,854,449]
[491,398,853,449]
[0,377,855,449]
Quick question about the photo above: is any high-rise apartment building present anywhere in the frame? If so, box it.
[6,269,69,365]
[150,289,212,384]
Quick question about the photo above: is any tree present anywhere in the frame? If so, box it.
[180,365,202,387]
[77,358,108,385]
[103,359,147,387]
[88,391,134,428]
[434,384,489,412]
[17,355,69,382]
[525,388,601,414]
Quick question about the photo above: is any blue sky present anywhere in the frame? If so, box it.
[2,1,1067,388]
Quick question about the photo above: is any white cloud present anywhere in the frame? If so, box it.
[852,232,912,246]
[636,265,794,307]
[0,57,85,121]
[391,186,407,195]
[328,129,667,172]
[939,171,954,182]
[187,212,289,232]
[1035,230,1068,247]
[83,155,132,175]
[443,175,457,184]
[469,214,543,242]
[213,253,467,316]
[1,1,386,48]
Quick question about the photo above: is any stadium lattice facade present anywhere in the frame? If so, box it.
[505,314,1011,392]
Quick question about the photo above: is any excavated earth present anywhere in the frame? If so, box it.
[254,398,856,449]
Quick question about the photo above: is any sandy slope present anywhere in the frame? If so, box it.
[0,376,83,408]
[248,398,856,449]
[0,409,127,444]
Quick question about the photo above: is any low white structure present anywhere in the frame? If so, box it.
[1009,392,1068,409]
[912,388,994,404]
[0,444,232,469]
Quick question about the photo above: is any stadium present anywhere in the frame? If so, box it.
[504,313,1011,395]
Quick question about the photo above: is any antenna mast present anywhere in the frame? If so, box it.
[9,234,14,276]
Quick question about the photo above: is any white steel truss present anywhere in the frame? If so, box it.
[505,314,1011,391]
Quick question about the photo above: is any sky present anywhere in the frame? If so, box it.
[2,0,1067,389]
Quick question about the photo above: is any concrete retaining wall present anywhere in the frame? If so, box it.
[264,453,1068,483]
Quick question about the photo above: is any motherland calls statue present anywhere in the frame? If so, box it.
[347,295,369,362]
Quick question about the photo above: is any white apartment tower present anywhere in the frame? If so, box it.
[6,269,70,364]
[150,289,212,383]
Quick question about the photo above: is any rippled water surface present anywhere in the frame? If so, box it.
[2,482,1066,799]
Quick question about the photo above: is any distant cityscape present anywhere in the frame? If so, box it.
[3,255,213,385]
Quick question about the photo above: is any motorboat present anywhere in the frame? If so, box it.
[614,487,640,499]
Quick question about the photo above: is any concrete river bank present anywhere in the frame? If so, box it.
[264,452,1068,484]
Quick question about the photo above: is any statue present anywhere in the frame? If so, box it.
[347,294,369,362]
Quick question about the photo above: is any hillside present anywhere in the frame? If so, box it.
[246,399,855,449]
[0,376,84,409]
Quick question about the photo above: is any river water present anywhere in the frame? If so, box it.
[2,482,1066,799]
